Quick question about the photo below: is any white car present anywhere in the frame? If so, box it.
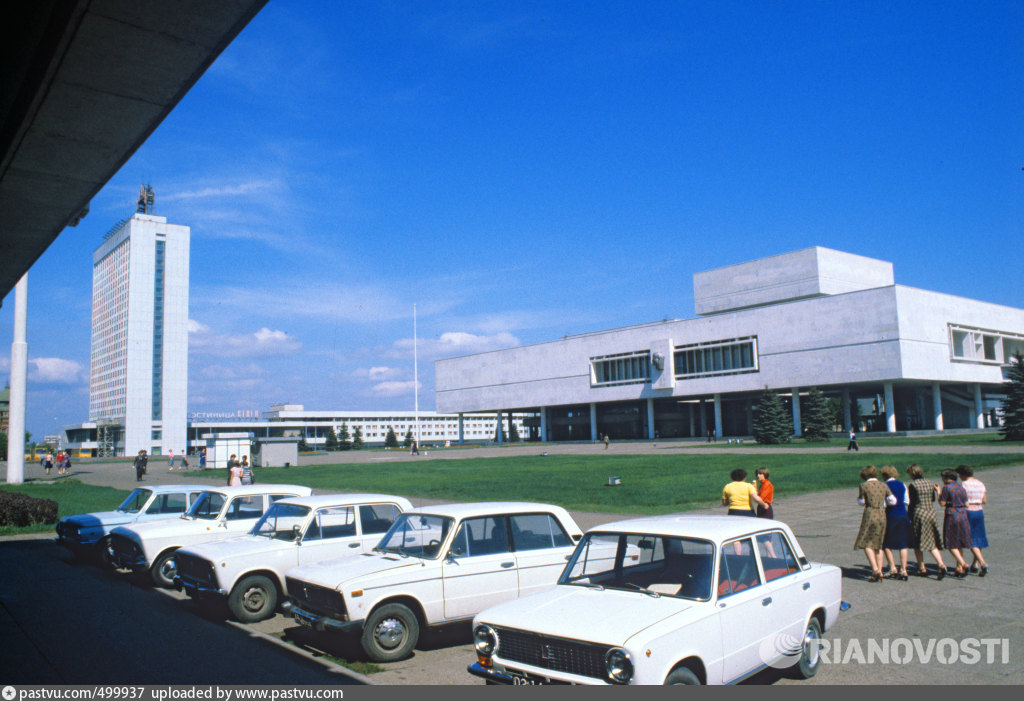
[283,502,584,662]
[56,484,208,567]
[173,493,414,622]
[110,484,313,587]
[469,515,842,685]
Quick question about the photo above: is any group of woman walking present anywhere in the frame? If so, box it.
[855,464,989,582]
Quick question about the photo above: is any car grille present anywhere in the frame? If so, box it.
[56,521,76,539]
[494,627,610,681]
[111,534,141,560]
[176,552,216,586]
[286,577,346,618]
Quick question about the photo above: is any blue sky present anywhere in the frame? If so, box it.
[2,0,1022,440]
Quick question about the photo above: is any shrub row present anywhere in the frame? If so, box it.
[0,491,59,527]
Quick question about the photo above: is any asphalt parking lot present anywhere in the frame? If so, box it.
[2,443,1022,685]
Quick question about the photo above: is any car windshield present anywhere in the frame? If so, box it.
[117,488,153,513]
[374,513,453,559]
[186,492,227,520]
[251,503,311,540]
[560,532,715,601]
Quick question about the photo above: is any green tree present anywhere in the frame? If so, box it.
[338,423,352,451]
[384,427,399,448]
[297,435,310,452]
[509,422,521,443]
[402,429,414,448]
[752,388,792,444]
[1000,352,1024,441]
[0,430,7,457]
[324,427,339,451]
[352,426,364,450]
[801,388,832,441]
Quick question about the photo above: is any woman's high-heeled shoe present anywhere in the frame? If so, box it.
[899,570,909,581]
[913,567,928,577]
[869,570,882,582]
[979,566,988,577]
[954,567,967,579]
[936,567,947,580]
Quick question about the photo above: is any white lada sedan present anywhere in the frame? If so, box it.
[173,493,413,622]
[110,484,313,587]
[56,484,208,567]
[469,515,842,685]
[283,502,584,662]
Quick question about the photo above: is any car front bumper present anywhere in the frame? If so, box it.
[175,576,227,598]
[285,603,362,633]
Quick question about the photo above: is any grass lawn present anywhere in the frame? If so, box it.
[237,450,1023,515]
[0,480,130,536]
[666,432,1017,449]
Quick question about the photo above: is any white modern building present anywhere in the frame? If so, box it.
[436,248,1024,441]
[86,186,189,456]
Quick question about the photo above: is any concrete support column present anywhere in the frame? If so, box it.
[745,401,753,435]
[688,403,696,437]
[974,384,985,429]
[506,412,513,442]
[699,400,707,439]
[495,411,503,443]
[457,413,464,444]
[713,394,723,438]
[791,387,802,438]
[646,398,656,439]
[932,383,944,431]
[884,382,896,433]
[842,390,852,431]
[6,273,28,484]
[540,407,548,442]
[590,403,598,441]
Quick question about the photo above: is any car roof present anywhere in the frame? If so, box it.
[132,484,210,493]
[198,484,313,497]
[271,494,413,508]
[586,514,795,542]
[405,502,572,520]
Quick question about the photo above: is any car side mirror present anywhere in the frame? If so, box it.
[293,525,303,543]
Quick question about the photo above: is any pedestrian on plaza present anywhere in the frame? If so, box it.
[955,465,989,576]
[240,456,254,485]
[133,450,148,482]
[411,440,419,455]
[880,465,912,580]
[603,434,610,450]
[854,465,894,582]
[754,467,774,519]
[181,452,190,471]
[847,429,859,451]
[199,448,206,469]
[938,470,972,578]
[906,464,948,579]
[722,469,766,516]
[228,455,243,486]
[44,451,53,476]
[168,449,175,471]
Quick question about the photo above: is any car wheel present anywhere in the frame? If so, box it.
[229,575,278,623]
[790,617,823,679]
[664,667,701,685]
[95,536,116,569]
[150,550,178,588]
[361,603,419,662]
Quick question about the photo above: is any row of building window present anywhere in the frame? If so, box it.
[589,337,759,387]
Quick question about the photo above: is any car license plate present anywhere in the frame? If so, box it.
[509,671,547,685]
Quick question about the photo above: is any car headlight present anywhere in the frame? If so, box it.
[605,647,634,684]
[473,624,499,656]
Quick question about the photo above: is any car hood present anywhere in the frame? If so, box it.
[477,585,705,647]
[179,535,289,562]
[61,511,133,529]
[112,515,212,541]
[287,551,430,589]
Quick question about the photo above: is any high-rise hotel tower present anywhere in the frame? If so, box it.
[89,186,189,456]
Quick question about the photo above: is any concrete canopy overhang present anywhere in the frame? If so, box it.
[0,0,268,303]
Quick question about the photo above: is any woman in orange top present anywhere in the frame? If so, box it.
[755,467,774,519]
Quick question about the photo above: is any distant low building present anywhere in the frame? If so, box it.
[435,247,1024,440]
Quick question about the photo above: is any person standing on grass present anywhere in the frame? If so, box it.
[938,470,972,578]
[722,469,767,516]
[847,429,859,451]
[854,465,894,582]
[906,464,948,579]
[955,465,989,576]
[754,468,774,519]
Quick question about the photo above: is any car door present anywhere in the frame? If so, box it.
[298,505,360,565]
[140,491,189,520]
[508,512,576,598]
[716,537,774,683]
[358,503,402,550]
[442,516,518,620]
[756,531,807,653]
[220,495,269,533]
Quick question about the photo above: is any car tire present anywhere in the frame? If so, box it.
[95,536,116,569]
[150,549,179,588]
[361,603,419,662]
[664,667,701,685]
[789,617,823,679]
[229,575,278,623]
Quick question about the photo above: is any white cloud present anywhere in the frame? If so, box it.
[370,380,420,397]
[189,320,301,358]
[162,180,280,202]
[390,331,520,360]
[29,357,83,384]
[352,366,403,381]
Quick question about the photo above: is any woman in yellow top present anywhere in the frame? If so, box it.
[722,469,767,516]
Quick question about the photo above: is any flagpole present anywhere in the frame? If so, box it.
[414,303,419,446]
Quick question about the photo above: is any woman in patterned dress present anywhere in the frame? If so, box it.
[854,465,894,582]
[906,464,948,579]
[955,465,989,576]
[938,470,972,578]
